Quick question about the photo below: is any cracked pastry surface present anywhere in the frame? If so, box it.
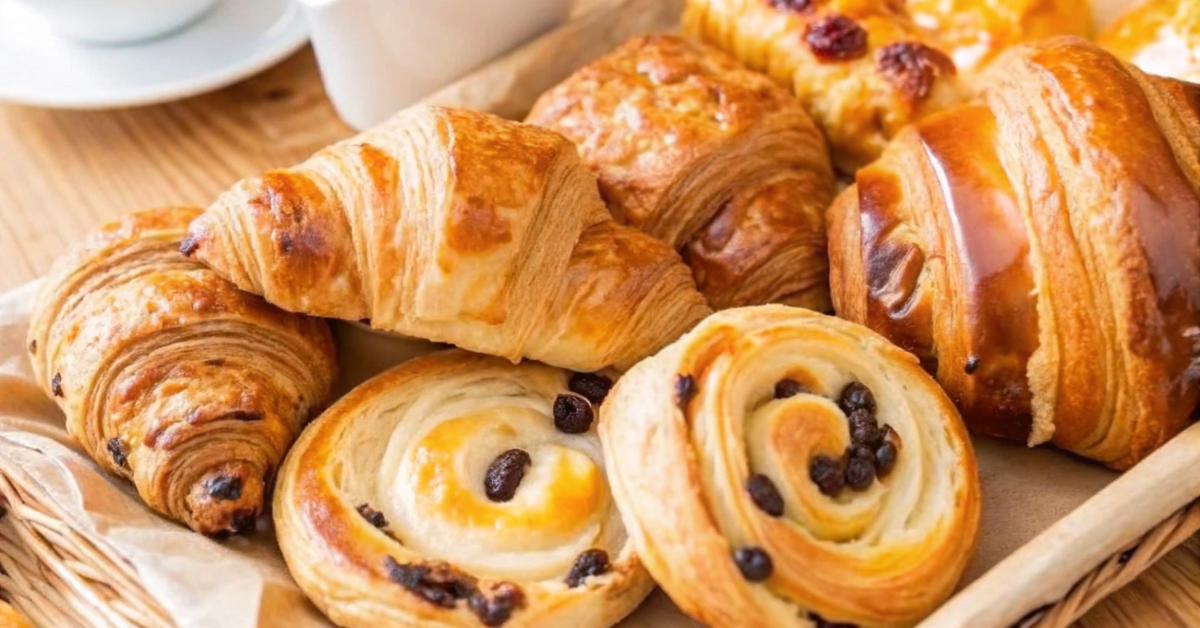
[27,207,336,536]
[827,37,1200,468]
[600,306,980,628]
[274,350,653,628]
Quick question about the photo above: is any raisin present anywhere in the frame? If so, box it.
[107,438,129,468]
[838,382,876,416]
[965,355,980,374]
[877,42,955,101]
[553,394,594,434]
[875,442,898,477]
[675,374,698,407]
[357,503,388,528]
[809,455,845,496]
[566,549,612,587]
[845,457,875,490]
[50,373,63,397]
[805,14,868,62]
[205,475,243,501]
[384,558,475,609]
[469,583,525,627]
[180,235,199,257]
[733,547,773,581]
[484,449,532,502]
[745,474,785,517]
[774,378,809,399]
[568,372,614,405]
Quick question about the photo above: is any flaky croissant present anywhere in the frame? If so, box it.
[601,306,980,628]
[527,35,835,311]
[683,0,965,172]
[27,208,336,536]
[275,350,652,628]
[828,37,1200,469]
[1098,0,1200,83]
[185,106,710,372]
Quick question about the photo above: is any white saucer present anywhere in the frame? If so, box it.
[0,0,308,109]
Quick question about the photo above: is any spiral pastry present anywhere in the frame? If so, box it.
[27,207,336,536]
[274,350,652,628]
[600,306,980,628]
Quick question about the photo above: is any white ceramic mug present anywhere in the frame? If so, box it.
[298,0,574,129]
[5,0,219,44]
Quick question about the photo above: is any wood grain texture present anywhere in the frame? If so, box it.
[0,42,1196,628]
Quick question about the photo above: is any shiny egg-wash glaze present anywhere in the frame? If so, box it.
[828,37,1200,469]
[27,207,336,536]
[184,106,711,372]
[528,35,835,311]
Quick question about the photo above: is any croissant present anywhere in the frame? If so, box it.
[184,106,710,372]
[683,0,965,172]
[27,208,336,536]
[827,37,1200,469]
[0,601,31,628]
[526,35,835,311]
[600,305,980,628]
[908,0,1092,77]
[275,350,653,628]
[1097,0,1200,83]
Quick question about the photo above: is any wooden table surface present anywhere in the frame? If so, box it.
[1,44,1197,628]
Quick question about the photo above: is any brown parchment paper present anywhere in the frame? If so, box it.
[0,280,1127,628]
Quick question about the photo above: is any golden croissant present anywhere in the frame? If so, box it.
[1098,0,1200,83]
[527,34,835,311]
[27,207,337,536]
[184,105,710,372]
[828,37,1200,469]
[601,306,980,628]
[275,350,653,628]
[683,0,965,172]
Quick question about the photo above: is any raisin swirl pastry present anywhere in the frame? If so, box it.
[527,35,835,311]
[185,106,710,372]
[683,0,965,172]
[274,350,653,628]
[828,38,1200,469]
[27,208,336,536]
[600,306,980,628]
[1098,0,1200,83]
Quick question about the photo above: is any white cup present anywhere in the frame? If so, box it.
[298,0,574,129]
[7,0,218,45]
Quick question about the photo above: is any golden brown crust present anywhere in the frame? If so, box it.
[0,601,31,628]
[186,106,710,372]
[274,350,654,628]
[600,306,980,628]
[27,207,337,536]
[684,0,966,172]
[1097,0,1200,83]
[527,35,834,310]
[827,37,1200,469]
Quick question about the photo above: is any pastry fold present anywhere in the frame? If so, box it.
[527,34,835,310]
[600,306,980,628]
[828,37,1200,468]
[1098,0,1200,83]
[185,105,710,372]
[683,0,965,172]
[28,207,336,536]
[274,350,652,628]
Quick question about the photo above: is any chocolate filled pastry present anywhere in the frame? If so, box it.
[600,306,980,628]
[274,350,652,628]
[909,0,1092,78]
[828,37,1200,469]
[1098,0,1200,83]
[185,105,710,372]
[27,208,336,536]
[683,0,965,172]
[527,35,835,311]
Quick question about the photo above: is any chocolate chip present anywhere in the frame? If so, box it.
[808,612,858,628]
[384,558,476,609]
[279,232,293,253]
[810,455,845,496]
[566,549,612,587]
[774,379,809,399]
[768,0,812,12]
[965,356,980,375]
[106,438,129,468]
[231,511,258,535]
[179,235,199,257]
[805,14,868,62]
[675,374,697,407]
[733,547,773,581]
[569,372,614,405]
[205,475,243,501]
[874,441,898,477]
[838,382,875,416]
[745,474,785,517]
[845,457,876,490]
[357,503,388,528]
[27,339,36,354]
[553,394,594,434]
[485,449,532,502]
[469,583,525,626]
[50,373,63,397]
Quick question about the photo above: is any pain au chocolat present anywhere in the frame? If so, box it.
[828,37,1200,469]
